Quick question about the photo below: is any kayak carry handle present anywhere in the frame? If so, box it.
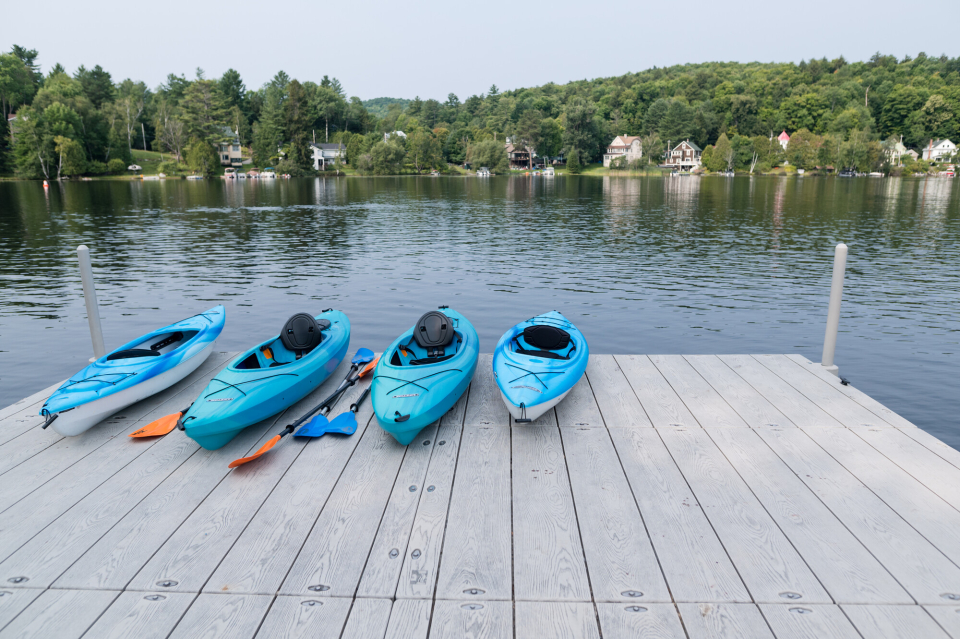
[394,411,410,423]
[41,412,58,429]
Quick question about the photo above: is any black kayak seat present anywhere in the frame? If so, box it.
[513,325,574,359]
[107,349,161,361]
[280,313,329,358]
[414,311,455,358]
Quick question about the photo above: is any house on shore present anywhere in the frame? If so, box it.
[216,127,243,167]
[603,135,643,167]
[922,139,956,163]
[505,143,533,169]
[310,142,346,170]
[777,130,790,150]
[664,140,702,171]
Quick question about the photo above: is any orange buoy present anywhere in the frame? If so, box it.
[43,180,49,188]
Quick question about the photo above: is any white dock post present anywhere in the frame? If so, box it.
[77,245,106,360]
[821,243,848,376]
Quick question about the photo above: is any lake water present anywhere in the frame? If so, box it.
[1,176,958,446]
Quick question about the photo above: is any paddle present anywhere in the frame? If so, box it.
[296,388,369,438]
[228,351,378,468]
[129,404,192,438]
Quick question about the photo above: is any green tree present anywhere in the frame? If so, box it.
[566,147,581,173]
[537,117,563,159]
[0,53,35,120]
[180,79,226,142]
[562,97,601,163]
[467,139,508,173]
[185,136,219,176]
[406,130,441,173]
[513,109,542,169]
[74,65,113,108]
[368,139,406,174]
[54,135,85,177]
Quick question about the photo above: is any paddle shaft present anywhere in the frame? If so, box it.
[280,363,362,436]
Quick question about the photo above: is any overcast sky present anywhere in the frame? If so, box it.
[3,0,958,102]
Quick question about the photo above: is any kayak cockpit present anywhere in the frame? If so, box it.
[105,330,198,360]
[508,324,576,360]
[389,309,464,366]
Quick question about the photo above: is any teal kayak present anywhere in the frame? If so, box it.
[180,310,350,450]
[371,307,478,445]
[41,306,225,436]
[493,310,588,422]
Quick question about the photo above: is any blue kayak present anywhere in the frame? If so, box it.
[372,307,478,445]
[41,306,225,436]
[493,311,589,422]
[181,310,350,450]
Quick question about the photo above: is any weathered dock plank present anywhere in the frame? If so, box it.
[166,593,272,639]
[759,604,862,639]
[82,591,196,639]
[560,426,671,603]
[685,355,795,428]
[253,596,352,638]
[340,598,393,639]
[430,599,513,639]
[514,601,600,639]
[595,603,687,639]
[0,588,119,639]
[659,428,832,603]
[677,603,773,638]
[512,420,590,601]
[615,355,699,428]
[585,354,650,428]
[395,394,468,600]
[841,604,953,639]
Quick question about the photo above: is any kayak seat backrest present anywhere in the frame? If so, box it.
[513,325,574,360]
[414,311,455,358]
[107,349,161,361]
[522,325,571,351]
[280,314,329,358]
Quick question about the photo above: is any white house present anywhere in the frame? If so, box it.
[216,127,243,167]
[603,135,643,167]
[310,142,346,170]
[664,140,702,170]
[922,139,956,163]
[384,130,407,143]
[884,138,909,165]
[777,130,790,150]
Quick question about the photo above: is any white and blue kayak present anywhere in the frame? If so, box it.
[493,311,589,422]
[41,306,225,436]
[372,307,478,445]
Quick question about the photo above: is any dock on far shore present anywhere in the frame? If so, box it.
[1,353,959,639]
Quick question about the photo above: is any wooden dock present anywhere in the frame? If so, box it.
[2,353,960,638]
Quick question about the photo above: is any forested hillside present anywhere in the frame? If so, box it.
[1,47,957,178]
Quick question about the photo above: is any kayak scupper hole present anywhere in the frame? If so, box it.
[156,580,177,588]
[143,595,166,601]
[308,584,330,592]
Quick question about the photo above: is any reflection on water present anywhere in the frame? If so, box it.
[1,176,958,446]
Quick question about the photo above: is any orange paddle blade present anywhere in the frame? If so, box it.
[129,412,181,438]
[228,435,281,468]
[359,357,380,378]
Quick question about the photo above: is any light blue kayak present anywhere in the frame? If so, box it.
[41,306,225,436]
[372,307,478,445]
[181,310,350,450]
[493,311,588,422]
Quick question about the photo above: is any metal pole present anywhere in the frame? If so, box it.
[77,245,106,360]
[821,243,848,376]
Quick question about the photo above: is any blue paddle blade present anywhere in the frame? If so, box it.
[294,414,330,438]
[352,348,375,365]
[326,411,358,435]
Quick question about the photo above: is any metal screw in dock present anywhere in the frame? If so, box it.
[821,243,847,377]
[77,245,106,361]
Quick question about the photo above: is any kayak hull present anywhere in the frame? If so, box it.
[52,343,214,436]
[42,306,225,436]
[182,310,350,450]
[372,308,478,445]
[493,311,589,422]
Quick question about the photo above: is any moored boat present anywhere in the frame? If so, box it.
[493,310,588,422]
[41,306,225,436]
[180,310,350,450]
[371,307,478,445]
